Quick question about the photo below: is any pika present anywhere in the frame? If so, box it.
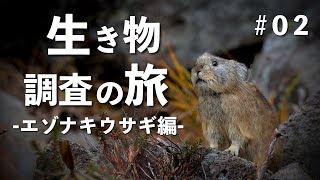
[191,52,280,170]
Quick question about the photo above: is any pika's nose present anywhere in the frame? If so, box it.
[197,70,201,76]
[192,66,202,76]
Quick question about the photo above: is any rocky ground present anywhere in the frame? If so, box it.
[1,0,320,179]
[31,91,320,179]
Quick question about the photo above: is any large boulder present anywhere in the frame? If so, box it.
[35,139,108,179]
[0,91,42,178]
[251,33,320,113]
[277,91,320,179]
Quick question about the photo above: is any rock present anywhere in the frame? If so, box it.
[251,33,320,113]
[0,91,96,179]
[277,91,320,179]
[268,163,312,180]
[35,139,108,179]
[0,90,45,178]
[196,151,256,179]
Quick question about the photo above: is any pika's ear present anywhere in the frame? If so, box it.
[236,62,248,81]
[245,69,252,81]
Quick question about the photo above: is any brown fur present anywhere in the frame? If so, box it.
[191,53,281,171]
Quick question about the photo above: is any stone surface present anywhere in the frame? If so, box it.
[196,151,256,179]
[268,163,312,180]
[251,33,320,112]
[0,90,102,179]
[0,91,41,178]
[35,139,108,179]
[277,91,320,179]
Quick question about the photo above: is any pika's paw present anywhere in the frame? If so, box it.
[224,144,240,156]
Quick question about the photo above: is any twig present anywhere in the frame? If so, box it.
[121,102,128,118]
[149,133,181,161]
[148,162,156,179]
[155,137,181,156]
[202,163,208,180]
[137,164,155,180]
[257,128,282,180]
[143,148,158,160]
[151,131,182,153]
[0,129,7,135]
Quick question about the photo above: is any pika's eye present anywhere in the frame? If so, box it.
[212,60,218,66]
